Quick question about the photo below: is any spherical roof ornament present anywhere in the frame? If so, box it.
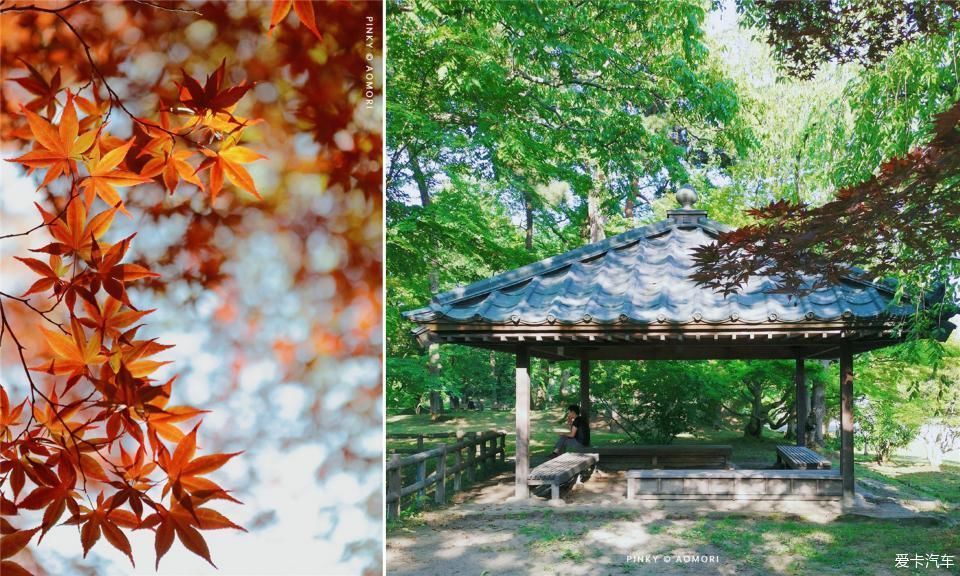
[676,184,698,209]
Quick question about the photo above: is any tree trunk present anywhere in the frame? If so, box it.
[410,151,431,207]
[545,361,553,405]
[428,270,441,419]
[559,368,569,399]
[744,381,765,437]
[587,160,606,243]
[490,351,497,408]
[524,191,534,251]
[625,177,637,219]
[588,189,605,243]
[812,380,826,446]
[429,390,443,418]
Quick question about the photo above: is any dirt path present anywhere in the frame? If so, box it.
[387,509,738,576]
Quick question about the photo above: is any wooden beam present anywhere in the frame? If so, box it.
[515,348,530,499]
[796,358,807,448]
[579,359,591,425]
[840,342,854,505]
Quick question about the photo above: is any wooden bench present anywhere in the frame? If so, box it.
[776,445,831,470]
[574,445,733,470]
[528,452,598,500]
[626,468,841,500]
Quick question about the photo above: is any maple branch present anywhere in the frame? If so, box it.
[51,9,211,152]
[0,0,88,14]
[130,0,201,15]
[0,300,88,490]
[0,300,109,506]
[0,299,127,503]
[0,292,67,334]
[0,188,79,241]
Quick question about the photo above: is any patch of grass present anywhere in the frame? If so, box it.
[518,522,589,555]
[856,457,960,504]
[674,514,960,574]
[678,517,762,564]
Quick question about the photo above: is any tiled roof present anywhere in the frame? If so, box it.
[404,212,911,327]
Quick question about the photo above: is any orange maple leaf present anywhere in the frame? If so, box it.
[80,296,154,340]
[0,386,27,441]
[160,424,241,499]
[29,390,88,440]
[6,92,98,189]
[30,199,117,262]
[10,60,61,116]
[14,255,63,298]
[141,148,205,194]
[79,140,151,216]
[32,324,107,378]
[63,492,140,565]
[269,0,322,40]
[82,233,160,308]
[197,143,265,201]
[143,501,244,569]
[175,59,255,119]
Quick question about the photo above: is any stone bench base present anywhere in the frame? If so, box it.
[528,453,598,500]
[626,469,842,500]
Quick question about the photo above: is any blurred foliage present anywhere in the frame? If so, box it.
[1,1,381,574]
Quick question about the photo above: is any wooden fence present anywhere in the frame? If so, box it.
[385,431,462,453]
[385,430,506,519]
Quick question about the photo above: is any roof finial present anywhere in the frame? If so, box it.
[676,184,698,210]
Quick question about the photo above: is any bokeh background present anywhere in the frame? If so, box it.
[1,1,382,574]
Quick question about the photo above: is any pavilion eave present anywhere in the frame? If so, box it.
[412,319,907,360]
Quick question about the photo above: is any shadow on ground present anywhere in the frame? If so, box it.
[387,471,959,576]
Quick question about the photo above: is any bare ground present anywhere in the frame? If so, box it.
[386,469,950,576]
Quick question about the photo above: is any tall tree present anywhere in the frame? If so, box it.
[386,0,753,236]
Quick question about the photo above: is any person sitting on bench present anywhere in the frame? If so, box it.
[551,404,590,456]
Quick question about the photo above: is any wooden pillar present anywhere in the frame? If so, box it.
[795,358,808,447]
[515,348,530,499]
[840,343,855,505]
[579,359,591,447]
[386,454,401,520]
[435,445,447,504]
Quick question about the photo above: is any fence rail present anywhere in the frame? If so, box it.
[386,430,506,519]
[385,431,464,453]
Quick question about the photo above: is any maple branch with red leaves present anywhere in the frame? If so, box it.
[1,0,376,571]
[0,12,270,575]
[691,100,960,315]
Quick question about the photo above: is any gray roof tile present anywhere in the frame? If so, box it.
[404,214,911,326]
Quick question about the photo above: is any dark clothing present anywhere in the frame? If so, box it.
[553,415,590,454]
[573,415,590,446]
[553,436,583,454]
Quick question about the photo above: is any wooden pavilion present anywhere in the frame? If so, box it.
[403,186,950,505]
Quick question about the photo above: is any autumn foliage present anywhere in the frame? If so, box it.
[690,101,960,301]
[0,0,368,572]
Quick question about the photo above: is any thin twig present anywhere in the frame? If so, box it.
[0,190,79,241]
[130,0,201,15]
[0,292,67,333]
[51,10,212,151]
[0,0,88,14]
